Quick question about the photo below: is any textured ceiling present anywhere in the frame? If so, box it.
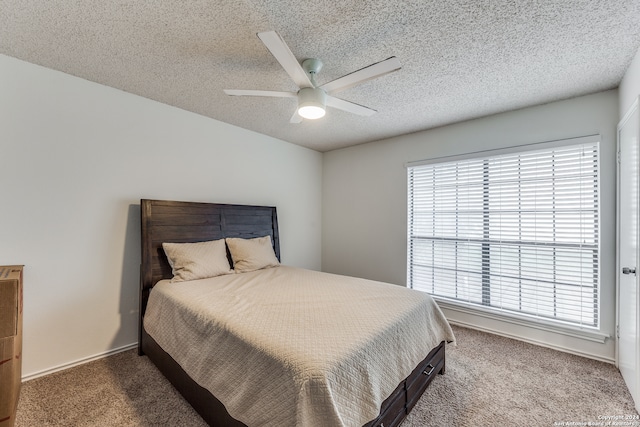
[1,1,640,152]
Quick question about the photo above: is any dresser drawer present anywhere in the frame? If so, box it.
[0,266,23,427]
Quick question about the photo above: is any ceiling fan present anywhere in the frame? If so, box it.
[224,31,401,123]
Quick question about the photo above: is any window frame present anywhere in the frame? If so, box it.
[406,134,605,339]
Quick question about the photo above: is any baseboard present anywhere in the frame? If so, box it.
[449,320,616,364]
[22,342,138,382]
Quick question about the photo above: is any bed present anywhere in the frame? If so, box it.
[138,199,454,427]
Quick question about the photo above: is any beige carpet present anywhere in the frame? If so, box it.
[15,326,638,426]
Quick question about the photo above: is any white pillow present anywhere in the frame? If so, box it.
[162,239,233,282]
[225,235,280,273]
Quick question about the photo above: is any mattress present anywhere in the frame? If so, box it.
[143,265,455,427]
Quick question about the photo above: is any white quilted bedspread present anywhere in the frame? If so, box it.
[143,266,455,427]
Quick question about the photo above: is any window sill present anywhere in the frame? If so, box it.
[434,298,610,344]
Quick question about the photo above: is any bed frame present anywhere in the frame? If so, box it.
[139,199,445,427]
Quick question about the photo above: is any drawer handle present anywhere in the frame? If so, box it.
[422,364,435,376]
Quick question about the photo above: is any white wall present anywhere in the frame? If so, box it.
[0,54,323,378]
[620,45,640,118]
[322,90,618,362]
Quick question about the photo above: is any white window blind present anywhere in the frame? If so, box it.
[407,137,600,329]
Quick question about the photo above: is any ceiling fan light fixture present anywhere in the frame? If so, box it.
[224,31,401,123]
[297,87,326,119]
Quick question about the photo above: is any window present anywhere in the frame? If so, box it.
[407,136,600,329]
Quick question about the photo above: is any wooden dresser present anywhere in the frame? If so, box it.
[0,266,23,427]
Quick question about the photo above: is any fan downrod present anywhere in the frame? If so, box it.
[302,58,323,86]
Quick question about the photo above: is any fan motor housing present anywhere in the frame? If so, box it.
[297,87,326,119]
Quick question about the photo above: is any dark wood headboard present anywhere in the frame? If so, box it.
[139,199,280,342]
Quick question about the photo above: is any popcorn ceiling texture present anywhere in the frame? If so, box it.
[1,1,639,152]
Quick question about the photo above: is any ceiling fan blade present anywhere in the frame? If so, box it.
[224,89,297,98]
[320,56,401,94]
[326,95,377,116]
[289,111,303,124]
[257,31,313,89]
